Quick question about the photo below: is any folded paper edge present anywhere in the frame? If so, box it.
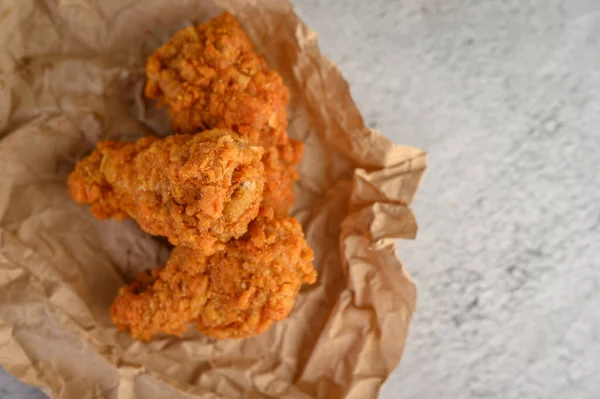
[290,12,428,173]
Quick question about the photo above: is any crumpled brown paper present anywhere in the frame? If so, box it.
[0,0,427,398]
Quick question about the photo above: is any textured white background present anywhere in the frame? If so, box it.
[2,0,600,398]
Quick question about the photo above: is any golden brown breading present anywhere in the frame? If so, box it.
[111,216,317,341]
[67,130,265,254]
[145,12,301,216]
[260,141,303,216]
[144,12,288,148]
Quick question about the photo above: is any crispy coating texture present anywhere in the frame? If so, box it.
[67,130,265,253]
[111,217,317,341]
[145,12,301,216]
[145,12,288,149]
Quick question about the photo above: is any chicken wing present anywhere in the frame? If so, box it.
[111,216,317,341]
[145,12,301,216]
[67,130,265,254]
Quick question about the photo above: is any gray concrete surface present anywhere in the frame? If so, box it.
[294,1,600,398]
[2,0,600,398]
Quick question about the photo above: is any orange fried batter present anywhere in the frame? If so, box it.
[111,216,317,341]
[67,130,265,254]
[145,12,301,216]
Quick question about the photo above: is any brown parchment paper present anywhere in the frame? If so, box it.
[0,0,427,398]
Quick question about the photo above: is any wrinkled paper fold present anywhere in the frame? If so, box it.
[0,0,426,398]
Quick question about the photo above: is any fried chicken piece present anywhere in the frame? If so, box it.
[67,130,265,254]
[145,12,288,149]
[111,216,317,341]
[259,142,303,217]
[145,12,302,216]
